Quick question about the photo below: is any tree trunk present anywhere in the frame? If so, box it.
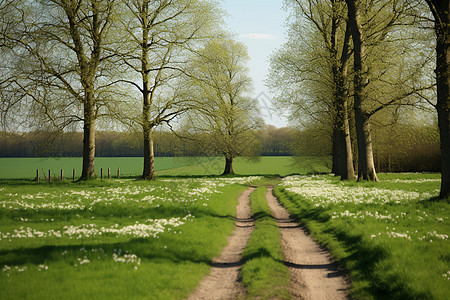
[81,93,96,179]
[346,0,378,182]
[331,10,355,181]
[332,128,342,176]
[140,6,156,181]
[436,17,450,199]
[222,156,234,175]
[354,100,379,181]
[331,1,342,178]
[141,75,156,180]
[340,99,356,180]
[142,126,156,180]
[434,1,450,199]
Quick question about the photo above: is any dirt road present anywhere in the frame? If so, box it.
[188,186,350,299]
[187,187,254,300]
[265,187,350,299]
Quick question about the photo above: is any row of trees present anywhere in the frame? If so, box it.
[0,0,261,179]
[269,0,449,198]
[0,126,293,157]
[1,123,439,172]
[291,124,440,172]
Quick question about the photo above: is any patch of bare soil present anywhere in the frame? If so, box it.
[265,187,351,300]
[187,187,254,300]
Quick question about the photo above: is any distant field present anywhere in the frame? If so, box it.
[0,156,330,179]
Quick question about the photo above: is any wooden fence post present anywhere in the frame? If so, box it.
[48,170,51,182]
[101,168,103,179]
[108,168,110,180]
[36,169,39,182]
[73,169,76,181]
[61,169,64,181]
[117,168,120,179]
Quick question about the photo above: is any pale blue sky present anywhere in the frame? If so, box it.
[222,0,289,127]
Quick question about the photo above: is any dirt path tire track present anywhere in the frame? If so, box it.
[265,187,351,300]
[187,187,254,300]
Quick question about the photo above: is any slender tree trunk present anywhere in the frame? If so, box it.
[331,1,342,178]
[436,14,450,199]
[222,156,234,175]
[424,0,449,198]
[141,77,156,180]
[340,99,356,180]
[432,0,450,199]
[340,24,356,181]
[331,8,356,181]
[81,92,96,179]
[140,5,156,181]
[332,128,341,176]
[346,0,378,182]
[142,125,156,180]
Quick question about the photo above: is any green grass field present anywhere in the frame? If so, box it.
[274,173,449,299]
[0,177,261,299]
[0,156,330,179]
[0,156,447,299]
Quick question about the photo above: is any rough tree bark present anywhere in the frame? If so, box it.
[425,0,450,199]
[331,0,343,177]
[346,0,379,182]
[63,1,106,179]
[331,9,356,181]
[222,156,234,175]
[81,92,96,179]
[140,3,156,181]
[332,130,341,175]
[142,114,156,180]
[141,71,156,180]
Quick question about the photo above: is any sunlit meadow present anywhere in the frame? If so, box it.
[0,177,260,299]
[275,173,449,299]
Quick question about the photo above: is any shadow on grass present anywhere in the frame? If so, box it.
[0,202,240,224]
[0,203,243,270]
[0,237,212,268]
[420,195,450,205]
[274,186,430,299]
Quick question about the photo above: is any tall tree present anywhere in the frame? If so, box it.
[1,0,116,179]
[186,38,263,175]
[345,0,379,181]
[424,0,450,199]
[344,0,435,181]
[271,0,355,180]
[272,0,433,181]
[115,0,220,180]
[329,1,355,180]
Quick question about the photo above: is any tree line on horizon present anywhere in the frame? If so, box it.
[0,123,440,173]
[0,126,293,158]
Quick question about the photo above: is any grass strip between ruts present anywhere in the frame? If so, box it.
[241,186,291,299]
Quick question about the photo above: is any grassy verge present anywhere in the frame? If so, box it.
[0,177,259,299]
[274,173,449,299]
[241,186,290,299]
